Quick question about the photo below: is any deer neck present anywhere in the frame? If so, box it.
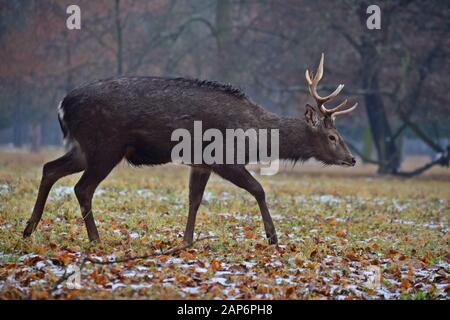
[278,117,315,162]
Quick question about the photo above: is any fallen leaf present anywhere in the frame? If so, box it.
[294,255,304,266]
[30,290,49,300]
[401,278,411,292]
[210,259,221,271]
[336,230,347,238]
[309,248,318,259]
[285,286,295,297]
[94,274,107,286]
[256,285,270,294]
[158,255,169,263]
[179,250,195,260]
[244,231,256,239]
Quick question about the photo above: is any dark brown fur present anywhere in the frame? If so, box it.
[23,76,355,246]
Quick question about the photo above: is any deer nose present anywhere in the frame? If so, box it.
[351,157,356,165]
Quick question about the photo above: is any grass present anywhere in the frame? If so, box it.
[0,149,448,299]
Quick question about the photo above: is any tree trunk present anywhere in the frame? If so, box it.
[13,101,24,148]
[30,122,42,153]
[215,0,233,83]
[115,0,123,76]
[362,127,374,160]
[363,90,399,174]
[360,42,400,174]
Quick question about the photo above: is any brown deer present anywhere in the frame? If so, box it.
[23,54,357,247]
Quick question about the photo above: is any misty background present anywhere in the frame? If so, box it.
[0,0,449,176]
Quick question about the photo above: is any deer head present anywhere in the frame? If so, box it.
[304,53,357,166]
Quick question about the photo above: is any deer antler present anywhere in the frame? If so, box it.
[305,53,357,120]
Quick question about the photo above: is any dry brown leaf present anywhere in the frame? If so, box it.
[60,254,74,266]
[158,255,169,263]
[154,240,165,249]
[294,255,304,266]
[285,286,295,297]
[110,267,122,275]
[401,278,411,292]
[244,231,256,239]
[94,274,107,285]
[30,290,49,300]
[345,251,359,261]
[179,250,195,260]
[420,252,433,265]
[34,246,47,255]
[210,258,221,271]
[309,248,318,259]
[255,285,270,294]
[336,230,347,238]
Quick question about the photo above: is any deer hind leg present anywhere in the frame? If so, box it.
[23,147,86,238]
[213,165,278,246]
[183,167,211,245]
[74,155,122,242]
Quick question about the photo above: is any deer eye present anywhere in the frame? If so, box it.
[329,135,336,142]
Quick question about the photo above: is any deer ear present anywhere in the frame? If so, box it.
[304,104,319,127]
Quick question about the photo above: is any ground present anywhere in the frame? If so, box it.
[0,149,448,300]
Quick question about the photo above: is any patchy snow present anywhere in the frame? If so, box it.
[312,194,342,204]
[49,186,73,200]
[209,277,229,286]
[136,189,153,198]
[0,184,10,196]
[129,232,140,239]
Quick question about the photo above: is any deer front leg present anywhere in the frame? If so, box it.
[183,167,211,245]
[213,165,278,246]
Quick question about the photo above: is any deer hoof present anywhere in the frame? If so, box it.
[88,236,101,243]
[267,234,278,246]
[23,222,35,238]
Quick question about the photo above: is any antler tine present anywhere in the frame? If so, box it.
[314,53,324,82]
[305,54,356,119]
[320,99,348,115]
[321,84,344,102]
[305,53,344,105]
[311,83,344,105]
[331,102,358,120]
[305,69,313,85]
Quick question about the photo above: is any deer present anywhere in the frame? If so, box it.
[23,54,357,248]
